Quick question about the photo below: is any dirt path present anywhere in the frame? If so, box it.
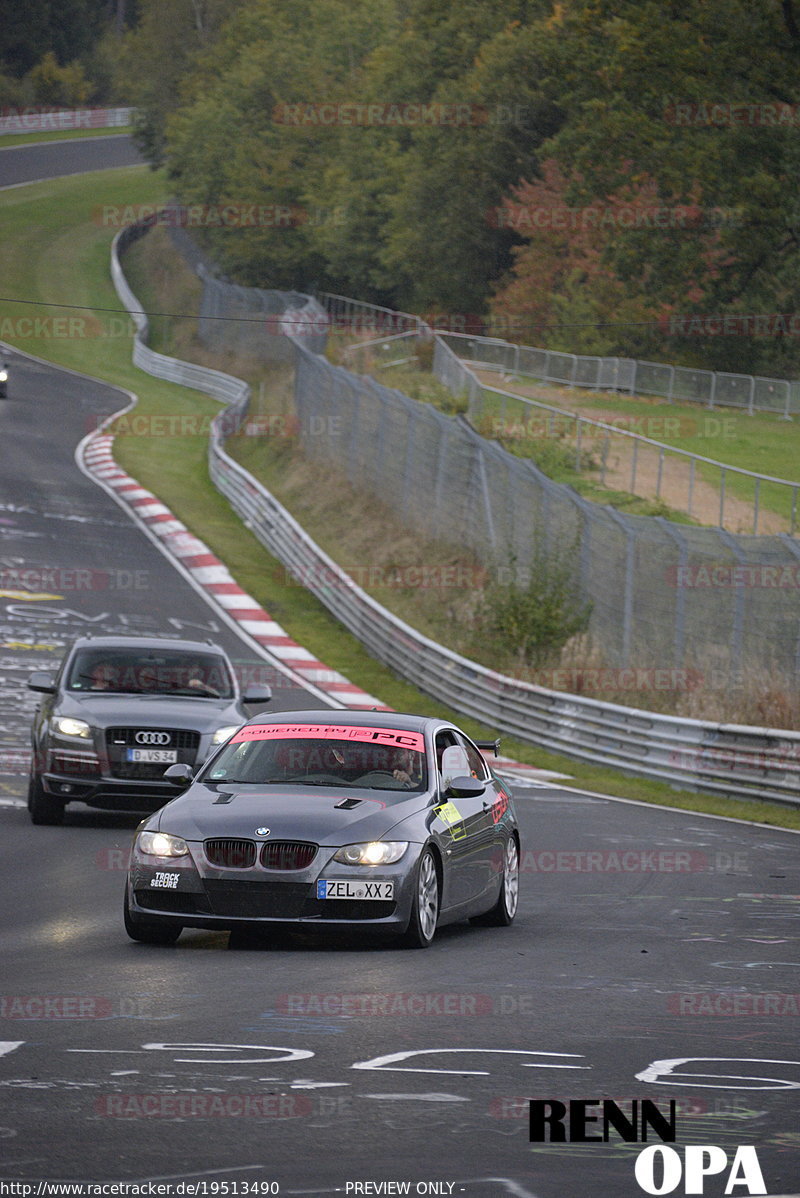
[474,369,788,534]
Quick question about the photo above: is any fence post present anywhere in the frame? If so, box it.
[778,534,800,686]
[753,478,760,535]
[656,518,688,667]
[606,510,635,667]
[718,530,747,681]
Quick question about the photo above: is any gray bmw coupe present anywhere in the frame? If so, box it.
[124,710,520,948]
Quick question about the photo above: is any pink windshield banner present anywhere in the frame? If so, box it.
[229,724,425,751]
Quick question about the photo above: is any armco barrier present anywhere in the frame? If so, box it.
[111,222,252,416]
[0,106,134,135]
[111,222,800,805]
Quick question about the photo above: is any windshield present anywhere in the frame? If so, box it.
[66,649,235,698]
[204,723,428,792]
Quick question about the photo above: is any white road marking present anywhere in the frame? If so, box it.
[360,1093,470,1102]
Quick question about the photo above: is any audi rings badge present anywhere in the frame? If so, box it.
[134,730,172,746]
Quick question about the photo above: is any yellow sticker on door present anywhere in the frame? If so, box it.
[434,801,466,840]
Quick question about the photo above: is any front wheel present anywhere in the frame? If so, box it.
[124,885,182,945]
[28,772,65,826]
[402,848,439,948]
[471,836,519,927]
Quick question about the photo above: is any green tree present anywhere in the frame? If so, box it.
[498,0,800,374]
[117,0,247,165]
[164,0,396,286]
[28,51,91,106]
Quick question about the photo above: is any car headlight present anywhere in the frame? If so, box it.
[0,370,7,382]
[333,841,408,866]
[53,716,91,738]
[138,830,190,858]
[211,724,239,745]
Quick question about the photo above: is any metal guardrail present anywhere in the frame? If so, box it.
[433,334,800,535]
[318,292,430,336]
[0,106,134,136]
[111,223,800,805]
[431,328,800,418]
[317,293,800,417]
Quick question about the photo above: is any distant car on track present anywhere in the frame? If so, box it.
[124,710,520,948]
[27,635,271,825]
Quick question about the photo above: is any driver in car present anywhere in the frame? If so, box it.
[391,747,422,787]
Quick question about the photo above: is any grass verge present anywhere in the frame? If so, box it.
[1,175,798,830]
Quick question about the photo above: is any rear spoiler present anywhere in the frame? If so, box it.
[475,738,501,757]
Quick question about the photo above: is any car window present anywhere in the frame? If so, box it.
[203,725,428,792]
[65,650,234,698]
[455,732,490,781]
[434,729,459,790]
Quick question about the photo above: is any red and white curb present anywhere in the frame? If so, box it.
[79,432,562,783]
[80,433,388,710]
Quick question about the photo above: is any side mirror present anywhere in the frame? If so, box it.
[242,684,272,704]
[28,671,56,694]
[445,776,485,799]
[164,763,194,787]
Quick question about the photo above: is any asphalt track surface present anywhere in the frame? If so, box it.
[0,139,799,1198]
[0,135,143,187]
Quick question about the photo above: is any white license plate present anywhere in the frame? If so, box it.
[126,748,178,763]
[317,879,394,900]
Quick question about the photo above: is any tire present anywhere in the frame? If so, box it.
[471,836,519,927]
[124,885,182,945]
[28,771,65,826]
[402,848,439,949]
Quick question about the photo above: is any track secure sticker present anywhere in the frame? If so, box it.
[151,872,180,889]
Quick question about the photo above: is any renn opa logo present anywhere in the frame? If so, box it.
[529,1100,766,1194]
